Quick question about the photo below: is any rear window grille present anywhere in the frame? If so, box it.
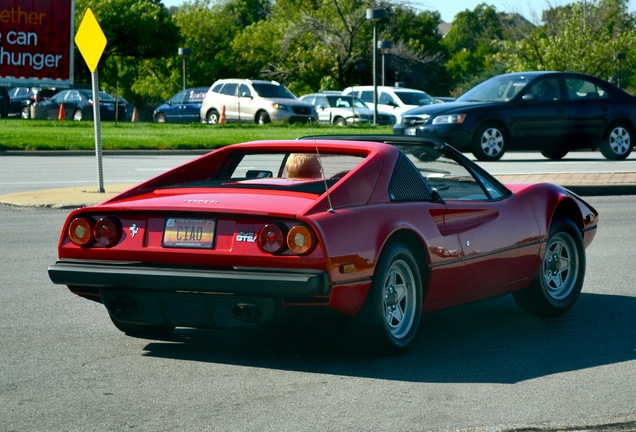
[389,153,432,201]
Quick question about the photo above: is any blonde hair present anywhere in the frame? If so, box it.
[286,153,322,179]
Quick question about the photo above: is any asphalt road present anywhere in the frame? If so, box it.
[0,170,635,430]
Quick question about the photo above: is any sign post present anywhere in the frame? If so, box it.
[74,8,107,193]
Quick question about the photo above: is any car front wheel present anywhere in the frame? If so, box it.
[256,111,271,124]
[356,243,422,355]
[155,113,166,123]
[21,106,31,119]
[472,123,507,161]
[600,122,633,160]
[513,218,585,316]
[73,110,83,121]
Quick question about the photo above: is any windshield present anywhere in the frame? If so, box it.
[252,83,296,99]
[395,91,436,106]
[457,75,535,102]
[167,151,366,194]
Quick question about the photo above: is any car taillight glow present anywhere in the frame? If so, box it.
[258,224,286,253]
[68,217,94,246]
[94,217,121,247]
[287,225,315,255]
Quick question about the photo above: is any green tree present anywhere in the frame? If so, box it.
[74,0,181,111]
[442,3,509,93]
[382,6,448,94]
[499,0,636,89]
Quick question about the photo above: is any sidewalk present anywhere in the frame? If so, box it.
[0,173,634,209]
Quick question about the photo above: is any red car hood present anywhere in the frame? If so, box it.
[98,187,323,217]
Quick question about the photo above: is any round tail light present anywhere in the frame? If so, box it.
[68,217,94,246]
[258,224,286,253]
[287,225,315,255]
[94,217,121,247]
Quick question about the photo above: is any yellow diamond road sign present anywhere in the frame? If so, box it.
[75,8,107,73]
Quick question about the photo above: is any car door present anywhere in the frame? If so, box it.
[419,152,541,309]
[165,90,187,122]
[219,83,239,121]
[182,88,205,122]
[562,76,608,145]
[508,77,569,148]
[313,95,331,123]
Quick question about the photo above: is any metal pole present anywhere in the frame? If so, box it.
[91,69,104,193]
[372,23,378,125]
[182,57,186,91]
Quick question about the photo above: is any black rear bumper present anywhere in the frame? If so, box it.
[48,259,331,297]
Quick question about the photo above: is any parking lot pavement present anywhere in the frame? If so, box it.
[0,173,634,209]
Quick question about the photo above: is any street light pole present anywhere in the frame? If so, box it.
[378,40,392,86]
[178,47,191,91]
[366,8,387,126]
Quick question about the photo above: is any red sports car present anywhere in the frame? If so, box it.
[48,135,598,354]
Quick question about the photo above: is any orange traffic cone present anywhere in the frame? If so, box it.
[57,104,65,120]
[131,107,139,122]
[218,105,226,124]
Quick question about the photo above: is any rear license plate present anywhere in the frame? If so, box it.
[163,218,216,248]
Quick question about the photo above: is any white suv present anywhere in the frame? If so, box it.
[200,79,317,124]
[341,85,437,123]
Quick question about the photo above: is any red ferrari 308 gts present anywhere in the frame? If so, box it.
[48,135,598,354]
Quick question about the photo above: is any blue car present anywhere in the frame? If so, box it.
[153,87,208,123]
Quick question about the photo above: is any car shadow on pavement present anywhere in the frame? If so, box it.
[140,292,635,384]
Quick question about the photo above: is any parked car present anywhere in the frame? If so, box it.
[200,79,317,124]
[153,87,208,123]
[395,71,636,161]
[6,87,57,118]
[341,85,438,123]
[34,89,127,121]
[48,134,598,355]
[299,91,396,125]
[0,86,9,117]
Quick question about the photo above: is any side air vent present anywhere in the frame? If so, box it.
[389,153,432,201]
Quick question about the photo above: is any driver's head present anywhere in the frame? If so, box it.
[286,153,322,179]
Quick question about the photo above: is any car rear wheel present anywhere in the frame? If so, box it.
[206,109,219,124]
[600,122,633,160]
[73,109,83,121]
[257,111,271,124]
[472,123,507,161]
[109,315,175,337]
[513,218,585,316]
[356,243,422,355]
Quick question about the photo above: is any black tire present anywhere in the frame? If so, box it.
[513,218,585,317]
[155,113,166,123]
[21,106,31,119]
[600,122,633,160]
[256,111,271,124]
[72,109,83,121]
[206,109,219,125]
[541,148,568,160]
[334,117,347,126]
[472,122,507,161]
[109,315,175,337]
[356,243,422,355]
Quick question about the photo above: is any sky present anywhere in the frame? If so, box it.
[161,0,635,23]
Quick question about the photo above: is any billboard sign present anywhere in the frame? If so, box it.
[0,0,74,87]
